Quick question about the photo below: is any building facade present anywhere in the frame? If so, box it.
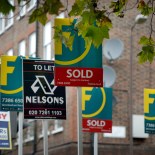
[0,0,155,155]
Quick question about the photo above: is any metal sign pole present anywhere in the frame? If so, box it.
[18,112,23,155]
[77,87,83,155]
[94,133,98,155]
[43,120,48,155]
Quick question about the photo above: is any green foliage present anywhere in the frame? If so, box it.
[137,0,153,15]
[29,0,64,25]
[69,0,112,48]
[29,7,48,25]
[137,36,155,63]
[0,0,155,64]
[109,0,127,17]
[53,26,74,51]
[0,0,15,15]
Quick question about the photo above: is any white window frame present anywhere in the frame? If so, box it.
[24,120,34,142]
[43,22,52,60]
[52,120,63,134]
[5,0,14,30]
[18,40,26,56]
[27,0,36,12]
[38,120,51,138]
[0,13,5,34]
[56,12,65,18]
[19,1,26,17]
[29,32,36,57]
[7,49,13,56]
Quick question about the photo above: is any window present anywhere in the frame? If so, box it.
[43,22,52,60]
[0,0,14,33]
[5,0,14,30]
[19,1,26,17]
[0,14,4,34]
[18,40,26,56]
[29,32,36,57]
[52,120,63,134]
[24,120,34,142]
[56,12,65,18]
[38,120,50,138]
[7,49,13,56]
[27,0,36,12]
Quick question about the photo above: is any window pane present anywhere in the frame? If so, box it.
[5,0,14,29]
[29,32,36,57]
[43,22,52,60]
[26,120,34,140]
[54,120,62,130]
[0,14,4,33]
[27,0,36,11]
[7,49,13,56]
[43,22,51,45]
[19,1,26,17]
[5,12,13,28]
[44,44,51,60]
[18,40,26,56]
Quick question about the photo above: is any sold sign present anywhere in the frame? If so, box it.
[82,87,112,133]
[54,18,103,87]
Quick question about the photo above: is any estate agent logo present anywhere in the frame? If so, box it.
[82,87,112,133]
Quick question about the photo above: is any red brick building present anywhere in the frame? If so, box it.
[0,0,155,155]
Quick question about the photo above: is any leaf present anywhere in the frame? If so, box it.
[81,11,96,25]
[53,26,74,51]
[137,1,153,15]
[0,0,15,15]
[139,36,155,46]
[46,0,64,15]
[69,2,83,16]
[29,8,47,25]
[85,25,109,48]
[137,45,155,63]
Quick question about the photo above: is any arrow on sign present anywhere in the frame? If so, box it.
[31,76,57,95]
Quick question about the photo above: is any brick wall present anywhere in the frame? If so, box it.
[1,0,155,155]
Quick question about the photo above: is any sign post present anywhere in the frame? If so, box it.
[82,87,112,154]
[54,18,103,155]
[23,59,66,155]
[94,133,98,155]
[43,120,48,155]
[18,112,23,155]
[77,87,83,155]
[23,59,66,120]
[0,56,23,155]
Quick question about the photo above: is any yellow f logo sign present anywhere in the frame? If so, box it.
[144,88,155,113]
[1,56,16,85]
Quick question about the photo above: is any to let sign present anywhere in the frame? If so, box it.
[54,18,103,87]
[23,59,66,119]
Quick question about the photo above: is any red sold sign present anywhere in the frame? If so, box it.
[83,118,112,133]
[55,67,103,87]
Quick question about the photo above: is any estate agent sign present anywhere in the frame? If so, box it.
[23,59,66,119]
[82,87,112,133]
[54,18,103,87]
[144,88,155,134]
[0,56,23,111]
[0,111,12,150]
